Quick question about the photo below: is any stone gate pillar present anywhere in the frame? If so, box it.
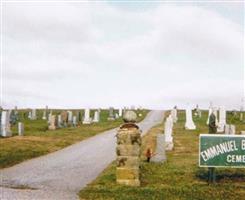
[116,111,141,186]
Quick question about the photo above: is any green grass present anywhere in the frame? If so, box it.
[79,110,245,200]
[0,109,149,169]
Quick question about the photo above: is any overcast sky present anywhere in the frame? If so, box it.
[1,0,244,109]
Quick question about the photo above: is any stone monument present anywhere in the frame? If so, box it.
[92,111,100,123]
[217,106,226,132]
[171,108,178,123]
[48,115,56,130]
[165,116,174,150]
[31,109,37,120]
[18,122,24,136]
[83,108,92,124]
[0,111,12,137]
[72,116,77,127]
[116,110,141,186]
[108,107,115,121]
[185,107,196,130]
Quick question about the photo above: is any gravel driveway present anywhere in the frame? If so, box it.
[0,110,164,200]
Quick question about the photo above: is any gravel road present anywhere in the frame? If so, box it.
[0,110,164,200]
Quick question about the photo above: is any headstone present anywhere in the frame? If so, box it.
[92,111,100,123]
[28,111,32,119]
[185,107,196,130]
[151,134,166,162]
[116,110,141,186]
[213,108,219,125]
[72,116,77,127]
[18,122,24,136]
[42,110,47,120]
[171,108,178,123]
[57,115,62,128]
[83,108,92,124]
[48,115,56,130]
[230,125,236,135]
[0,111,12,137]
[115,113,119,119]
[165,116,174,150]
[48,113,52,125]
[206,106,213,125]
[75,111,80,123]
[61,111,68,127]
[67,111,73,125]
[10,110,17,125]
[217,107,226,133]
[209,113,217,133]
[119,108,123,117]
[108,107,115,121]
[31,109,37,120]
[224,124,236,135]
[240,113,244,122]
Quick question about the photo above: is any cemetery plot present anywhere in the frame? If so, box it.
[79,110,245,200]
[0,109,148,168]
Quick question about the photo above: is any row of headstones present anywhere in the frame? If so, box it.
[185,106,240,134]
[0,107,125,137]
[151,108,177,163]
[0,110,25,137]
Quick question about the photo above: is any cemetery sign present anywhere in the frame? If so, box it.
[199,134,245,168]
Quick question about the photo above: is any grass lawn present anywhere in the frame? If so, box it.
[0,109,148,169]
[79,110,245,200]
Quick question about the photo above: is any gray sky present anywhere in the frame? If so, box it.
[1,0,244,109]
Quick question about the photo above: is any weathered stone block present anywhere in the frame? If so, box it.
[116,130,141,145]
[117,156,139,168]
[116,144,140,156]
[116,168,139,180]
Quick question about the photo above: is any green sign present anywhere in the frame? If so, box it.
[199,134,245,168]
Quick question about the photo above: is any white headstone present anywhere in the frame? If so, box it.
[206,108,212,125]
[119,108,123,117]
[68,111,73,124]
[48,113,52,125]
[31,109,37,120]
[171,108,178,123]
[18,122,24,136]
[217,106,226,132]
[83,108,91,124]
[165,116,174,150]
[1,111,12,137]
[57,115,62,128]
[93,111,100,123]
[230,125,236,135]
[42,110,47,120]
[72,116,77,127]
[28,111,32,119]
[224,124,236,135]
[185,107,196,130]
[48,115,56,130]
